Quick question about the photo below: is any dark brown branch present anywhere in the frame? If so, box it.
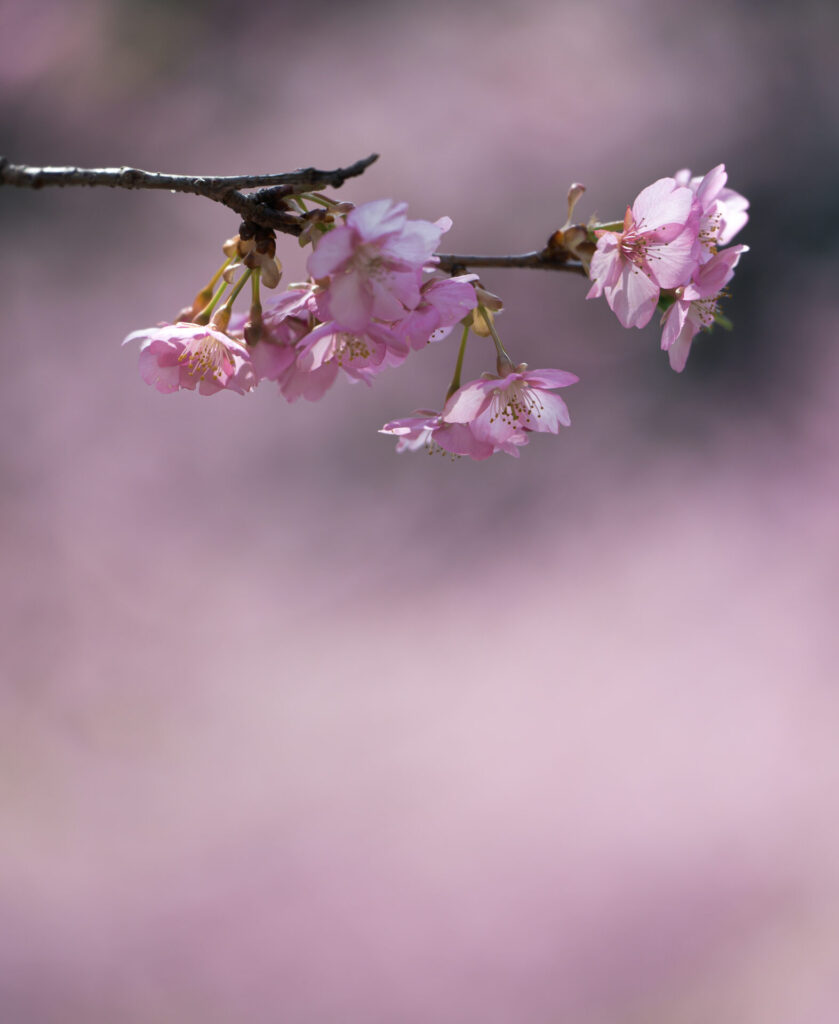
[0,153,379,233]
[0,155,593,274]
[436,251,587,276]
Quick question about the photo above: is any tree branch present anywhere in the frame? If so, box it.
[0,155,591,274]
[0,153,380,233]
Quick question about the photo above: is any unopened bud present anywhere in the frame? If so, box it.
[210,306,231,332]
[260,257,282,289]
[473,285,504,312]
[566,182,586,225]
[175,305,197,323]
[243,319,263,345]
[223,235,240,258]
[470,306,495,337]
[560,225,596,265]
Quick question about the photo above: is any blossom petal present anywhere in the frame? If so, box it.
[307,226,356,279]
[606,265,660,328]
[523,368,580,389]
[442,380,494,422]
[324,271,373,332]
[346,199,408,241]
[645,226,697,289]
[632,178,693,233]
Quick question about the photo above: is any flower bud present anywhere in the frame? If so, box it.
[470,306,495,337]
[210,306,231,332]
[473,284,504,312]
[566,182,586,224]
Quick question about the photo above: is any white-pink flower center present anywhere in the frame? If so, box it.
[619,228,652,269]
[335,332,372,365]
[178,332,235,382]
[351,243,385,279]
[488,379,544,427]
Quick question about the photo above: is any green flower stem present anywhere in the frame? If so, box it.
[220,268,253,312]
[479,304,514,366]
[250,266,262,309]
[194,278,230,324]
[445,324,470,401]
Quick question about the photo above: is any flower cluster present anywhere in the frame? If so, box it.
[586,164,748,370]
[123,163,749,461]
[125,199,478,401]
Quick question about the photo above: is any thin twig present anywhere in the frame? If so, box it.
[436,251,587,276]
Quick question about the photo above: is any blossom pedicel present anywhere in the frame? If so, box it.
[122,163,749,457]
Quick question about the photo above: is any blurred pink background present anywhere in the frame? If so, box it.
[2,0,838,1020]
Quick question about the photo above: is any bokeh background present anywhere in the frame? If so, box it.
[2,0,838,1020]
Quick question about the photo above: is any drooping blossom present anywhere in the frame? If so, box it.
[379,410,528,460]
[674,164,749,251]
[443,365,579,446]
[393,274,478,350]
[587,177,697,328]
[296,320,409,384]
[245,295,339,403]
[123,322,255,395]
[660,245,748,371]
[307,199,452,332]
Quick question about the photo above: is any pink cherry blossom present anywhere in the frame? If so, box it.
[660,245,748,371]
[587,177,697,328]
[674,164,750,259]
[307,199,452,332]
[443,365,579,446]
[379,411,527,460]
[296,320,409,384]
[394,274,478,350]
[246,319,339,403]
[123,322,255,395]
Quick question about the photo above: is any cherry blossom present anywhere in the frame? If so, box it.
[123,322,255,395]
[674,164,749,251]
[660,245,748,371]
[379,411,528,460]
[296,320,409,384]
[587,177,697,328]
[443,365,579,445]
[394,274,478,350]
[307,199,451,332]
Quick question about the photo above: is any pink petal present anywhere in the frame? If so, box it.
[279,361,338,403]
[660,300,690,352]
[632,178,693,233]
[606,265,660,328]
[346,199,407,241]
[324,271,373,332]
[696,164,727,207]
[442,380,494,422]
[587,235,622,298]
[521,391,570,432]
[667,330,694,372]
[306,226,356,279]
[383,220,446,266]
[523,368,579,389]
[646,226,697,289]
[434,422,495,461]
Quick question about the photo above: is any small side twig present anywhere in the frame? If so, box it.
[436,251,587,276]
